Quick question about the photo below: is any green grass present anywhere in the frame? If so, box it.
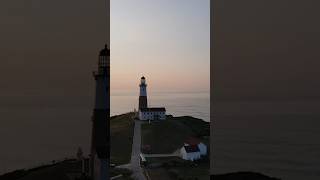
[141,116,210,154]
[170,116,210,137]
[145,157,210,180]
[146,168,173,180]
[168,164,210,180]
[110,113,135,165]
[141,120,194,154]
[110,167,133,180]
[141,115,210,179]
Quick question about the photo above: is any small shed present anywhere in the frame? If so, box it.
[180,145,201,161]
[184,137,207,156]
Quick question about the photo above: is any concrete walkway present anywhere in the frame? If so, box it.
[129,120,147,180]
[142,149,181,158]
[142,154,179,158]
[115,163,130,169]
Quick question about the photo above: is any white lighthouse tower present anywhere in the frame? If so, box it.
[90,44,110,180]
[139,76,148,109]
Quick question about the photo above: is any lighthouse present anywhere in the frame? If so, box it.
[90,45,110,180]
[139,76,148,109]
[138,76,166,121]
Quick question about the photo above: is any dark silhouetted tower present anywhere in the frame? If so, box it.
[139,76,148,109]
[90,44,110,180]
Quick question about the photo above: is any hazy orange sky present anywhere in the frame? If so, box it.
[110,0,210,94]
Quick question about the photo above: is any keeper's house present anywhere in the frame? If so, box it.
[180,137,207,161]
[139,107,166,121]
[180,145,201,161]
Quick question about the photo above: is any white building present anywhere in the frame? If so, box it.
[180,137,207,161]
[198,142,207,156]
[139,108,166,121]
[180,145,201,161]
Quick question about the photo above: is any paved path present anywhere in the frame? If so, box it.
[142,153,179,158]
[129,120,147,180]
[115,163,130,169]
[142,149,181,158]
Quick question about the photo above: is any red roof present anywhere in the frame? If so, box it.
[185,137,201,146]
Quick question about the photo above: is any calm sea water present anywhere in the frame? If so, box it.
[213,98,320,180]
[111,91,210,122]
[0,91,210,174]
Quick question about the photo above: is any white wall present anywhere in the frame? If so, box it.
[198,143,207,156]
[139,111,166,120]
[180,147,201,161]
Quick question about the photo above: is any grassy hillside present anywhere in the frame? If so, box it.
[145,156,209,180]
[141,116,210,154]
[141,116,210,180]
[110,113,135,165]
[171,116,210,137]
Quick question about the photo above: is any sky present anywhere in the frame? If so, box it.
[111,0,210,94]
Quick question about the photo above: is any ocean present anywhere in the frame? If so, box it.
[0,91,210,175]
[111,91,210,122]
